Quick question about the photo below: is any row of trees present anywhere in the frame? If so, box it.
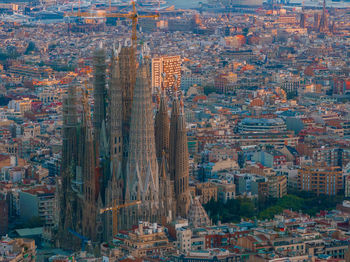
[0,42,37,61]
[204,191,344,224]
[0,46,20,60]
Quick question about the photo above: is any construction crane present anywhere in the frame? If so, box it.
[65,1,159,52]
[100,200,141,236]
[68,228,91,251]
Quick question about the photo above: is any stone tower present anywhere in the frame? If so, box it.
[174,104,190,218]
[109,49,123,166]
[169,98,180,181]
[159,151,175,223]
[92,45,107,142]
[58,84,82,250]
[318,0,328,33]
[188,196,211,228]
[155,93,170,161]
[119,46,136,161]
[92,45,110,217]
[105,49,124,241]
[61,84,78,174]
[123,57,159,229]
[81,87,100,243]
[58,81,102,248]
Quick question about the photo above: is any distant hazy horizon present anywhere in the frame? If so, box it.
[168,0,350,9]
[169,0,200,9]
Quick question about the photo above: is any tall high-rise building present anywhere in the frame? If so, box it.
[151,55,181,93]
[298,165,342,196]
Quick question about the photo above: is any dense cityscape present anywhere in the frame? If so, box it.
[1,0,350,261]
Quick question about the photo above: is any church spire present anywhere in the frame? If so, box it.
[160,150,167,179]
[169,97,180,181]
[81,81,99,242]
[109,49,123,164]
[127,58,158,184]
[58,82,80,250]
[119,46,136,161]
[124,57,159,229]
[155,93,170,161]
[93,45,107,142]
[62,83,78,171]
[159,150,175,223]
[174,102,190,218]
[105,48,125,240]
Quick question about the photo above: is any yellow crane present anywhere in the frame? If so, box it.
[65,1,159,52]
[100,200,141,236]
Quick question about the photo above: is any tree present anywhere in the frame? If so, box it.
[0,46,20,60]
[239,198,255,218]
[204,85,216,95]
[204,192,344,224]
[6,46,19,59]
[259,206,283,220]
[237,152,245,168]
[276,195,304,211]
[25,41,36,54]
[242,27,249,36]
[0,96,10,106]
